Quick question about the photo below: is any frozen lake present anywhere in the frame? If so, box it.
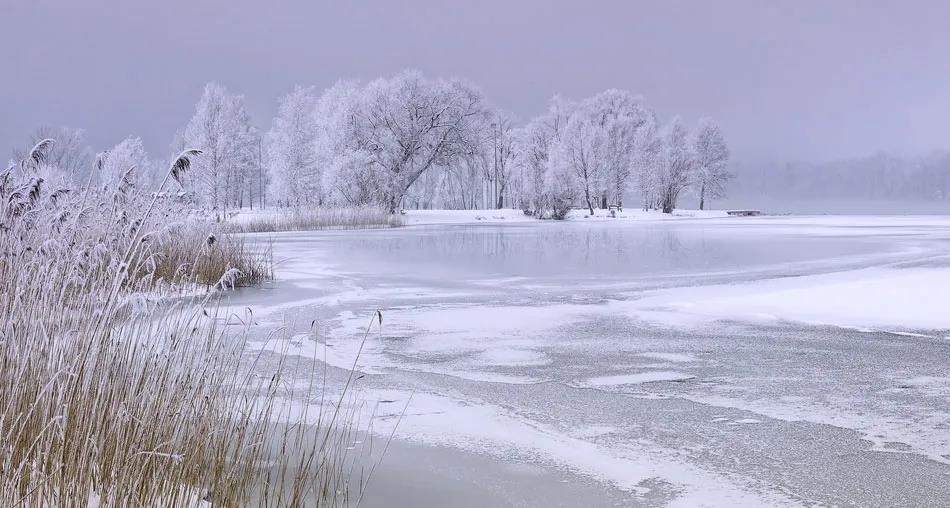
[232,214,950,507]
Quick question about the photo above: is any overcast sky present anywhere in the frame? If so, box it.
[2,0,949,163]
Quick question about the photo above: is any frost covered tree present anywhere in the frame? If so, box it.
[512,114,557,214]
[314,80,379,206]
[581,90,648,209]
[441,148,483,209]
[348,71,486,212]
[633,114,663,210]
[549,112,600,215]
[98,136,149,187]
[541,106,577,220]
[181,83,260,218]
[550,89,650,214]
[657,117,695,213]
[265,86,321,207]
[12,126,94,184]
[692,118,730,210]
[544,90,647,215]
[224,100,260,210]
[254,72,735,216]
[463,111,518,210]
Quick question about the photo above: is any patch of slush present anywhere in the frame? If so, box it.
[473,348,548,367]
[637,352,700,363]
[732,418,762,425]
[330,303,586,352]
[246,332,392,375]
[319,303,585,378]
[687,394,950,465]
[580,371,696,387]
[356,389,801,507]
[898,376,950,397]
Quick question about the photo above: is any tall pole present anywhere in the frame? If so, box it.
[258,137,265,209]
[491,121,498,210]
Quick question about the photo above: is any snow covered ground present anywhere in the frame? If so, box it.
[401,207,730,225]
[230,214,950,507]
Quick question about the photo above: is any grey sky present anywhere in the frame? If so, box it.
[2,0,949,163]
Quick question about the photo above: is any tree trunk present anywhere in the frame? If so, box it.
[699,182,706,210]
[258,138,265,209]
[662,189,674,214]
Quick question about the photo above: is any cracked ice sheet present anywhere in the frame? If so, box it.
[354,389,802,507]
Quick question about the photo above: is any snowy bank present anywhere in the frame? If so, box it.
[402,208,730,226]
[617,266,950,332]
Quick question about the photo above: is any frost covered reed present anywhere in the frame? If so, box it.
[0,143,365,505]
[225,206,403,233]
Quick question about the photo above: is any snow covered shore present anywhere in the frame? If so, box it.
[402,208,730,225]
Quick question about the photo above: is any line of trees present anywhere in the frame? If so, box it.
[257,71,731,215]
[8,70,732,217]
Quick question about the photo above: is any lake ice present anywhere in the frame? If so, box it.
[232,213,950,507]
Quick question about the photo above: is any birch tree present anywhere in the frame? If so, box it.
[692,118,731,210]
[99,136,149,187]
[658,117,694,213]
[550,113,601,215]
[266,86,321,207]
[634,114,663,210]
[181,83,260,218]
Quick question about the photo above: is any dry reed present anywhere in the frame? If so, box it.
[225,207,402,233]
[0,143,368,506]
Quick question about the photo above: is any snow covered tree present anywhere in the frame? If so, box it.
[581,90,648,209]
[633,114,663,210]
[99,136,149,187]
[541,105,577,220]
[223,99,260,210]
[181,83,260,218]
[544,90,647,215]
[12,126,94,184]
[265,86,321,207]
[549,112,600,215]
[657,117,694,213]
[314,80,376,206]
[511,116,554,214]
[349,71,486,212]
[692,118,731,210]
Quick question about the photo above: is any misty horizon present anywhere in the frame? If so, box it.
[4,0,950,164]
